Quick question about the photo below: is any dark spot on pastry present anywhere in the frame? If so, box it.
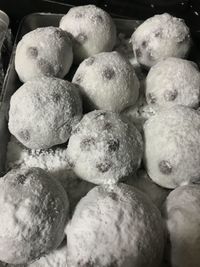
[103,122,112,131]
[37,59,54,76]
[135,48,142,58]
[17,175,27,185]
[108,192,118,201]
[164,89,178,101]
[80,137,95,151]
[27,47,38,58]
[159,160,172,175]
[107,139,120,152]
[85,57,95,66]
[106,261,118,267]
[91,14,103,23]
[147,93,157,104]
[103,67,115,80]
[74,74,83,84]
[75,12,84,18]
[142,41,147,48]
[55,29,65,39]
[78,262,94,267]
[148,52,154,61]
[18,130,30,142]
[52,93,61,103]
[154,29,162,37]
[96,160,112,173]
[67,158,75,168]
[76,33,87,44]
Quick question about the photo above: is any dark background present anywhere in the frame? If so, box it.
[0,0,200,42]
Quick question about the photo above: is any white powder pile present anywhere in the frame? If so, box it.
[6,136,95,214]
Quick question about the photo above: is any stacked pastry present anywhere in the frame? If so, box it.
[2,5,200,267]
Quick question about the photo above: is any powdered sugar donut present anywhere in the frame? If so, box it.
[59,5,116,63]
[163,185,200,267]
[131,13,191,68]
[72,51,139,112]
[146,57,200,108]
[0,168,69,264]
[8,77,82,149]
[15,27,73,82]
[144,105,200,189]
[66,183,164,267]
[29,240,67,267]
[66,110,143,184]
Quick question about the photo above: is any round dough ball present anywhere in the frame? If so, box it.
[0,167,69,264]
[131,13,191,68]
[66,110,143,184]
[146,57,200,108]
[125,169,170,210]
[6,136,95,216]
[72,51,140,112]
[15,27,73,82]
[8,77,82,149]
[163,185,200,267]
[144,105,200,189]
[29,240,67,267]
[66,183,164,267]
[59,5,116,63]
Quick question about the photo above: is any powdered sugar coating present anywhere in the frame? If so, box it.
[73,51,139,112]
[144,105,200,188]
[66,110,143,184]
[15,27,73,82]
[131,13,191,68]
[29,241,67,267]
[0,168,69,264]
[6,137,94,215]
[8,77,82,149]
[59,5,116,63]
[125,170,170,210]
[146,57,200,108]
[66,183,164,267]
[163,185,200,267]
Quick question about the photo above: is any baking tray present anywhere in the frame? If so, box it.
[0,12,143,176]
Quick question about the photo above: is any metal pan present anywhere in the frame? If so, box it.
[0,12,142,175]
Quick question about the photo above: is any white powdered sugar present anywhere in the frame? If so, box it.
[6,136,94,214]
[8,77,82,149]
[66,183,164,267]
[146,57,200,109]
[125,169,170,210]
[144,105,200,188]
[66,110,143,185]
[0,168,69,265]
[15,26,73,82]
[72,51,140,112]
[163,185,200,267]
[29,241,67,267]
[59,5,116,63]
[131,13,191,68]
